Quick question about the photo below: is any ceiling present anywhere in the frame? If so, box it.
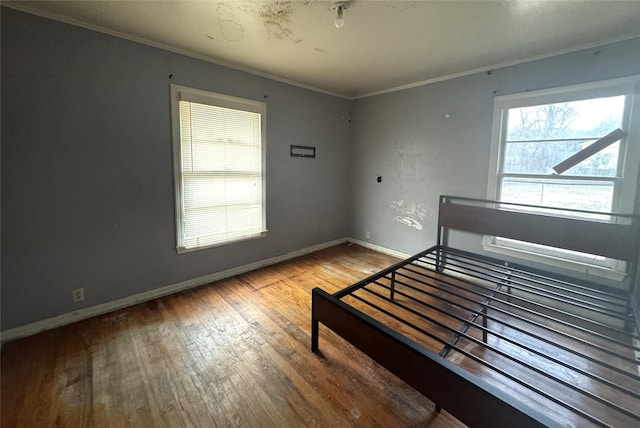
[4,1,640,98]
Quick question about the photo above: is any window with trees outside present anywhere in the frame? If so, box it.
[170,85,266,253]
[485,76,640,278]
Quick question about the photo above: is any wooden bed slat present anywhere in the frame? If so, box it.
[438,202,638,261]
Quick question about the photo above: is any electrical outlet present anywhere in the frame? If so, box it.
[365,230,370,239]
[71,288,85,303]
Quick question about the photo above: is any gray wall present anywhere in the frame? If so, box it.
[3,6,640,332]
[1,8,352,330]
[350,37,640,257]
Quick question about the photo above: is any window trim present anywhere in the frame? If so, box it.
[170,84,267,253]
[484,76,640,280]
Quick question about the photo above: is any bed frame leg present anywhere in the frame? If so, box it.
[482,307,488,343]
[435,247,444,272]
[624,303,636,332]
[311,317,319,352]
[390,271,396,300]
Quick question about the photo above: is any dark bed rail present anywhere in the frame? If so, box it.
[437,195,639,263]
[312,196,640,426]
[437,195,640,332]
[311,287,558,428]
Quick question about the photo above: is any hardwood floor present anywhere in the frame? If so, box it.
[1,244,465,428]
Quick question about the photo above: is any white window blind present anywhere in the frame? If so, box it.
[171,85,266,252]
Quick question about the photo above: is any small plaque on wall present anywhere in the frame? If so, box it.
[290,145,316,158]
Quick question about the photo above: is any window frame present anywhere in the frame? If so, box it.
[170,84,267,253]
[485,76,640,280]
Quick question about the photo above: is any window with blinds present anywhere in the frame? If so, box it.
[484,76,640,279]
[170,85,266,253]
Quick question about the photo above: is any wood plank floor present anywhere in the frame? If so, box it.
[1,243,465,428]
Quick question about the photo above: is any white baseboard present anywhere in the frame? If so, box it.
[1,237,348,344]
[348,238,412,260]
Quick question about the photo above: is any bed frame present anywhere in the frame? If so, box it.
[311,195,639,427]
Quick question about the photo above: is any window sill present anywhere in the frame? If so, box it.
[481,242,627,282]
[177,231,267,254]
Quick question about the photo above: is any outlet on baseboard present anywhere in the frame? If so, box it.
[71,288,85,303]
[365,230,370,239]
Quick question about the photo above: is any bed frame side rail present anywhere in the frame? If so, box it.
[311,287,558,428]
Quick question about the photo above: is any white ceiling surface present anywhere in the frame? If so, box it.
[5,1,640,98]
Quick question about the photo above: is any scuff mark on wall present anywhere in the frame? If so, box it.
[391,200,426,230]
[388,136,438,230]
[392,136,426,182]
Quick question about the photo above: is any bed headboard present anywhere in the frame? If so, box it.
[437,195,639,263]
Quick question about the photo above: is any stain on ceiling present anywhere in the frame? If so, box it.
[4,1,640,98]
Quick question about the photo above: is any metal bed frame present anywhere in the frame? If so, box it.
[311,195,640,427]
